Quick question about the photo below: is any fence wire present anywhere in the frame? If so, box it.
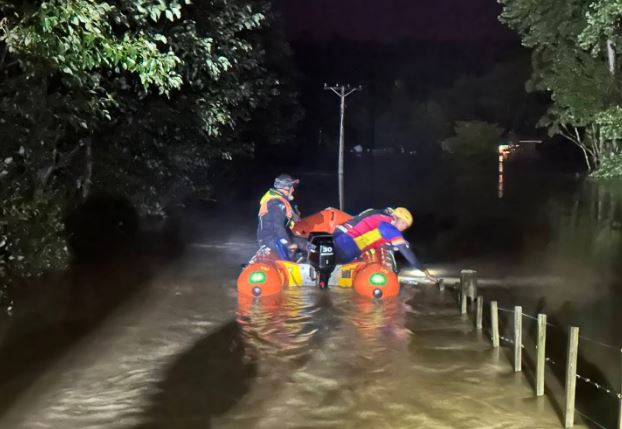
[497,305,621,354]
[574,409,608,429]
[443,276,622,429]
[461,298,622,426]
[542,354,620,398]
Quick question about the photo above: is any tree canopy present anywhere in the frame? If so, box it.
[499,0,622,174]
[0,0,300,306]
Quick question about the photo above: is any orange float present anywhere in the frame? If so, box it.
[237,208,401,300]
[237,262,284,298]
[353,263,399,299]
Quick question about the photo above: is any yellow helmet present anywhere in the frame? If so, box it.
[390,207,413,227]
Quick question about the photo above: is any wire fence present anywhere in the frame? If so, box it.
[498,304,622,401]
[442,274,622,429]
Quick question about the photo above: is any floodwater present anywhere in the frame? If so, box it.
[0,153,617,428]
[0,246,579,429]
[344,154,622,429]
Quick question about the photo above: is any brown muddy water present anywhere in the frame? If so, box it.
[0,155,619,428]
[0,244,582,428]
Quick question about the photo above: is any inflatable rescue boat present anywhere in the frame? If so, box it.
[237,208,400,299]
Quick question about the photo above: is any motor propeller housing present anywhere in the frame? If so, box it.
[308,233,336,289]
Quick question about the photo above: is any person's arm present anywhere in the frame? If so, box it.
[394,241,438,282]
[379,222,437,282]
[266,200,292,247]
[394,243,424,270]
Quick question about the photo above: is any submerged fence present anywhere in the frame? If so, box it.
[442,271,622,429]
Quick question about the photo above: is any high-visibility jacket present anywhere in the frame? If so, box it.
[257,189,302,254]
[334,208,423,269]
[258,189,296,230]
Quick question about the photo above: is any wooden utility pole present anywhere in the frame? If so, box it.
[324,83,361,211]
[607,39,616,77]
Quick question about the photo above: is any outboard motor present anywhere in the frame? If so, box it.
[308,233,336,289]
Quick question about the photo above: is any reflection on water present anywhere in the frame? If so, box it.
[220,287,565,429]
[545,180,622,296]
[519,180,622,428]
[4,155,621,428]
[0,234,579,428]
[498,154,504,199]
[235,288,409,370]
[486,178,622,342]
[223,288,416,428]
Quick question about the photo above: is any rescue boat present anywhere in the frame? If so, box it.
[237,208,400,299]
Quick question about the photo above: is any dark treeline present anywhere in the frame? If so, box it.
[281,36,551,162]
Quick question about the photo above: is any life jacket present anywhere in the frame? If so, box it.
[351,222,406,252]
[339,209,392,235]
[337,209,406,252]
[258,189,296,229]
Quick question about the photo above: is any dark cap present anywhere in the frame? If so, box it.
[274,174,300,189]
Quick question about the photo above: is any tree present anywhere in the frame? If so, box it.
[499,0,622,174]
[0,0,299,307]
[441,120,505,161]
[89,0,299,214]
[408,100,451,154]
[0,0,188,302]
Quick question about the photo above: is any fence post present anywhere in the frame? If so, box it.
[565,326,579,428]
[514,306,522,372]
[491,301,499,348]
[618,348,622,429]
[476,296,483,330]
[460,269,478,303]
[460,282,467,315]
[537,314,547,397]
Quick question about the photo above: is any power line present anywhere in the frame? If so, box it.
[324,83,362,211]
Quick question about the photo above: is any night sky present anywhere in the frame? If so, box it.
[275,0,513,42]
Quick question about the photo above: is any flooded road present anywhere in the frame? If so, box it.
[237,154,622,427]
[0,241,579,428]
[1,154,620,427]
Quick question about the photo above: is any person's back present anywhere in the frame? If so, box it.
[333,207,437,282]
[335,209,405,257]
[340,209,393,240]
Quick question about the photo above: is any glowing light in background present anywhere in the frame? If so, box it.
[498,147,506,199]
